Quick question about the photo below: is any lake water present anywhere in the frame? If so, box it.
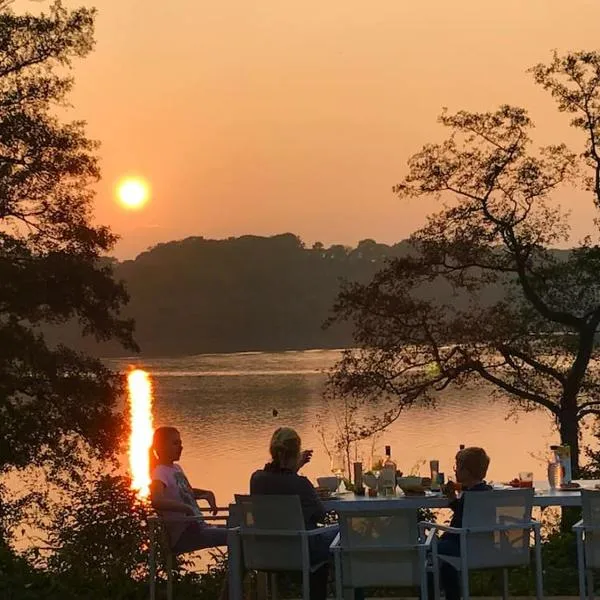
[109,349,567,507]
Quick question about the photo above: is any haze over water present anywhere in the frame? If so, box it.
[111,349,564,506]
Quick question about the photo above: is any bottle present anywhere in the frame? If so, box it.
[353,462,365,495]
[381,445,397,496]
[383,445,396,467]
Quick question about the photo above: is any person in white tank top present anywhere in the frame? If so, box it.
[149,426,227,552]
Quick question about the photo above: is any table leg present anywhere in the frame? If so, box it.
[228,529,243,600]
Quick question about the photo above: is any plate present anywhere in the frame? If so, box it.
[559,485,581,492]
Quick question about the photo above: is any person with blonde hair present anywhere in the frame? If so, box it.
[250,427,335,600]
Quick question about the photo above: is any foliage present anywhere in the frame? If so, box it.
[328,51,600,474]
[44,475,150,594]
[316,391,383,481]
[0,0,136,486]
[0,473,228,599]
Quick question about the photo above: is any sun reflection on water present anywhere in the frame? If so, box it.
[127,369,154,498]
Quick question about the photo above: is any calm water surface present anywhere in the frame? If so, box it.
[110,350,560,508]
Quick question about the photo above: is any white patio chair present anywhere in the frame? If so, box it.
[330,506,436,600]
[234,494,338,600]
[573,489,600,600]
[421,488,543,600]
[148,510,229,600]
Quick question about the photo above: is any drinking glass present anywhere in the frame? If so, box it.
[331,453,345,491]
[547,462,562,489]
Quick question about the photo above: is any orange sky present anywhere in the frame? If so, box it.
[17,0,600,258]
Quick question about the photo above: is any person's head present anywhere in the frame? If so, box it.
[149,427,182,470]
[455,447,490,486]
[269,427,301,470]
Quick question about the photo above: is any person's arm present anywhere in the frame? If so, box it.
[150,480,195,515]
[192,488,218,515]
[296,449,313,472]
[444,481,459,509]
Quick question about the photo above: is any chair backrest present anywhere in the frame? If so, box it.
[462,489,533,569]
[235,494,307,571]
[581,490,600,568]
[337,507,421,588]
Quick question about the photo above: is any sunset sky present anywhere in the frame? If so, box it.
[18,0,600,258]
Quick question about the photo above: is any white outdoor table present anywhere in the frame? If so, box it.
[322,480,600,511]
[227,480,600,600]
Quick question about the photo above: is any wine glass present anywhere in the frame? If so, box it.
[330,453,345,492]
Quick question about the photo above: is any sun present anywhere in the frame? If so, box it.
[116,177,150,210]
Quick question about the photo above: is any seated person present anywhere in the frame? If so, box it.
[436,446,492,600]
[250,427,337,600]
[149,426,227,554]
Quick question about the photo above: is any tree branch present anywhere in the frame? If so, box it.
[497,344,566,384]
[578,409,600,420]
[508,233,583,329]
[472,361,560,415]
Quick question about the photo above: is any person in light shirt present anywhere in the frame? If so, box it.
[149,426,227,553]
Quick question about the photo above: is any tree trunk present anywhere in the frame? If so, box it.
[558,408,581,531]
[559,408,580,479]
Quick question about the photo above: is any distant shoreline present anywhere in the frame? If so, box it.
[102,346,349,362]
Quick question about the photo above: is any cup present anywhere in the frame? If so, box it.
[519,471,534,488]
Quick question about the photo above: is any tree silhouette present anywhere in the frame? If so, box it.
[328,51,600,476]
[0,2,136,486]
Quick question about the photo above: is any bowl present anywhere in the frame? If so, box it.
[315,487,333,499]
[317,476,339,492]
[397,476,428,495]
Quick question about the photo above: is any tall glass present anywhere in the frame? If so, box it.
[548,461,562,489]
[331,454,345,491]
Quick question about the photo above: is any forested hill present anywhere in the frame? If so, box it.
[44,234,415,356]
[48,232,556,357]
[118,234,409,356]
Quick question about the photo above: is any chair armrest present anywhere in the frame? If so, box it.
[148,514,209,524]
[465,521,539,534]
[423,527,438,548]
[572,520,600,532]
[157,515,210,523]
[306,525,339,537]
[329,533,340,552]
[240,529,307,537]
[337,543,428,553]
[239,526,336,538]
[419,521,463,535]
